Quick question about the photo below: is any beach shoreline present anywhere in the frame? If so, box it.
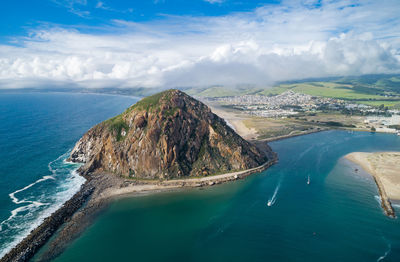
[345,152,400,218]
[1,141,277,262]
[258,128,326,142]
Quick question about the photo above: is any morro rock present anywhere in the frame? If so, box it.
[69,89,269,179]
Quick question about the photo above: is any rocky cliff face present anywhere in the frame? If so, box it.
[69,89,269,179]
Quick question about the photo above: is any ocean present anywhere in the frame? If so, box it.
[0,92,138,258]
[51,130,400,262]
[2,93,400,261]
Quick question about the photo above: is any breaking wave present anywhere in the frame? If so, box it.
[0,151,84,258]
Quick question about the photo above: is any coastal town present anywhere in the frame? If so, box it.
[200,91,400,136]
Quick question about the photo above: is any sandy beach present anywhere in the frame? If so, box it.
[209,106,258,140]
[98,154,277,200]
[345,152,400,217]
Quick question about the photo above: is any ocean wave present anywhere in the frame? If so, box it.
[0,151,84,259]
[8,176,55,205]
[375,195,382,205]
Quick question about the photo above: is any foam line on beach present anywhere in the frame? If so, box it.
[48,151,70,173]
[225,120,236,132]
[0,151,84,259]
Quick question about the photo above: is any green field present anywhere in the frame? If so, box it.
[186,74,400,108]
[184,86,265,98]
[276,82,386,100]
[356,100,400,108]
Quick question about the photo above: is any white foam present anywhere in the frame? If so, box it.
[9,176,54,204]
[0,151,84,259]
[225,120,236,132]
[48,151,70,174]
[267,181,281,207]
[375,195,382,205]
[377,242,391,261]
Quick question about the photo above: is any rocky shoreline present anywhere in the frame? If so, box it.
[1,143,277,262]
[372,176,396,218]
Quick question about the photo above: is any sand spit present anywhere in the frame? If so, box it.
[345,152,400,218]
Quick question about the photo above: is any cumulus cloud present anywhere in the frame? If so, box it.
[1,0,400,89]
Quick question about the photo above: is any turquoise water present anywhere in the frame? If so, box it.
[52,130,400,262]
[0,93,138,257]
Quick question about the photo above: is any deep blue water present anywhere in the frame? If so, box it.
[52,130,400,262]
[0,92,138,257]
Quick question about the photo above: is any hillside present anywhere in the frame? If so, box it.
[69,89,269,179]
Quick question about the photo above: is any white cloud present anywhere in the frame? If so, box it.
[1,0,400,89]
[95,1,133,13]
[96,1,105,9]
[204,0,224,4]
[51,0,90,17]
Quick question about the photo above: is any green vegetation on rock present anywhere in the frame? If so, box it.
[105,115,129,142]
[129,90,167,112]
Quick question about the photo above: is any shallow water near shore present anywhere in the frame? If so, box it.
[0,92,138,257]
[50,130,400,262]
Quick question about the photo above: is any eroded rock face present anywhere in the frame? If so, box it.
[69,89,269,179]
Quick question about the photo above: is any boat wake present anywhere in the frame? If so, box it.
[307,174,311,185]
[377,237,391,262]
[0,151,84,258]
[267,181,281,207]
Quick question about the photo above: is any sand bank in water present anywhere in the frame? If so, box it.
[345,152,400,217]
[346,152,400,200]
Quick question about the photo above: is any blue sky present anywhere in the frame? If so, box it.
[0,0,280,40]
[0,0,399,89]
